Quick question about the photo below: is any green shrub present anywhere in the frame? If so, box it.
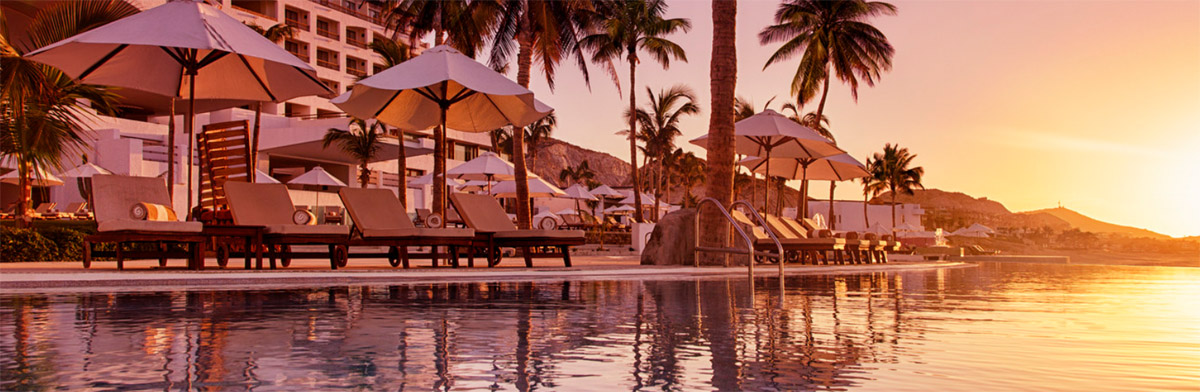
[0,227,55,262]
[38,227,88,261]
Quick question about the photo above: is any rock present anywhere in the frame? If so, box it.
[641,208,696,266]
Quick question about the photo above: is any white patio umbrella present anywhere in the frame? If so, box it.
[604,205,636,214]
[0,167,64,186]
[26,0,330,209]
[589,184,623,217]
[446,152,520,194]
[555,208,581,216]
[742,152,868,229]
[288,166,347,212]
[410,173,465,188]
[619,193,656,206]
[59,162,112,205]
[458,180,493,193]
[690,109,843,217]
[333,45,551,223]
[254,169,281,184]
[491,178,565,198]
[561,183,597,218]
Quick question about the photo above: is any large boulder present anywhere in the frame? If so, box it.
[641,208,696,266]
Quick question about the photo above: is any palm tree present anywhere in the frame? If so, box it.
[384,0,495,57]
[323,118,385,188]
[860,155,885,229]
[524,113,556,172]
[759,0,896,130]
[486,0,598,229]
[244,22,295,181]
[674,151,705,207]
[699,0,738,265]
[630,85,698,220]
[367,35,413,204]
[1,0,136,225]
[871,143,923,232]
[781,100,834,141]
[558,160,596,188]
[580,0,690,223]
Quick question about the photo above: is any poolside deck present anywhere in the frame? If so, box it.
[0,255,968,292]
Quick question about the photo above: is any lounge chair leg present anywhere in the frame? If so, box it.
[158,241,168,267]
[328,245,339,270]
[522,247,533,268]
[561,246,571,267]
[450,246,460,268]
[401,247,410,268]
[196,241,207,270]
[466,246,474,268]
[82,241,92,269]
[116,242,124,271]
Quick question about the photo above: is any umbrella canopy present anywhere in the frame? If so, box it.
[555,208,581,216]
[410,173,465,187]
[58,162,112,178]
[0,167,64,186]
[25,0,329,211]
[446,152,519,181]
[333,45,551,222]
[619,193,656,206]
[288,166,347,187]
[491,178,566,198]
[741,153,868,181]
[693,109,843,217]
[254,169,281,184]
[589,185,624,199]
[562,184,598,201]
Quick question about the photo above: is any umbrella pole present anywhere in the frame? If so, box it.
[799,163,809,219]
[434,104,447,228]
[185,70,196,218]
[828,181,836,231]
[764,148,772,214]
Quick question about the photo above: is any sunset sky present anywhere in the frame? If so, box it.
[503,0,1200,238]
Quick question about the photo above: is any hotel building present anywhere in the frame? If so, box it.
[0,0,495,216]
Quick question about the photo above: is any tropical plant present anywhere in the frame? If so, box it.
[759,0,896,131]
[581,0,689,223]
[323,118,385,188]
[699,0,738,265]
[244,22,295,178]
[1,0,137,226]
[525,112,555,171]
[558,160,596,188]
[486,0,599,229]
[366,35,414,203]
[628,85,698,220]
[733,96,777,121]
[870,143,923,231]
[860,155,885,229]
[781,101,834,142]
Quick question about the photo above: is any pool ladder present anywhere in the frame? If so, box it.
[693,198,785,278]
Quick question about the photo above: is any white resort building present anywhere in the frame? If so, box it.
[0,0,495,216]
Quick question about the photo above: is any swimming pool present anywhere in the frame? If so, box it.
[3,262,1198,391]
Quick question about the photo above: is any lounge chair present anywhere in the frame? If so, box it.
[449,192,585,267]
[61,202,90,220]
[730,210,846,265]
[323,205,344,225]
[224,181,350,269]
[338,188,475,268]
[791,217,888,263]
[32,202,61,219]
[83,175,206,270]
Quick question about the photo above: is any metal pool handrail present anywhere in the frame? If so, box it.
[694,197,778,278]
[730,200,785,276]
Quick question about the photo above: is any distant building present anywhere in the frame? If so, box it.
[799,200,925,233]
[0,0,495,215]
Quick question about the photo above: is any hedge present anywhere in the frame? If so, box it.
[0,223,95,262]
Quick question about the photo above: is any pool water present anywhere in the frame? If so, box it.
[3,262,1199,391]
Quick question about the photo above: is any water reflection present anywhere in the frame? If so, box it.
[3,263,1199,391]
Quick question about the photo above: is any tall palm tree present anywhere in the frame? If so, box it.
[367,35,413,203]
[487,0,598,229]
[1,0,136,225]
[580,0,690,223]
[700,0,738,265]
[384,0,495,57]
[245,23,295,179]
[674,150,705,207]
[860,155,885,229]
[630,85,698,220]
[759,0,896,130]
[871,143,923,231]
[524,113,556,171]
[323,118,385,188]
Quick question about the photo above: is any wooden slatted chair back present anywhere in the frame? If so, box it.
[196,120,253,213]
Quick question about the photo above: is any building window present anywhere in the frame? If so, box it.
[318,78,339,97]
[405,169,424,177]
[316,48,339,70]
[316,18,339,40]
[346,56,366,77]
[316,109,341,119]
[284,7,308,31]
[284,40,308,62]
[346,27,367,48]
[452,143,478,161]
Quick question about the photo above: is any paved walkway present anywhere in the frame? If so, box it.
[0,255,969,292]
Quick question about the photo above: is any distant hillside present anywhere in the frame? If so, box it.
[874,189,1071,231]
[1020,207,1169,239]
[527,138,631,187]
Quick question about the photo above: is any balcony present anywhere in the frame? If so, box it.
[288,50,309,63]
[347,37,367,49]
[285,18,309,32]
[346,66,366,78]
[317,27,339,40]
[317,58,339,70]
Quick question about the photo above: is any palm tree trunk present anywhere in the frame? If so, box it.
[512,28,534,230]
[891,187,897,234]
[699,0,737,266]
[863,191,870,229]
[828,181,836,230]
[251,102,262,181]
[653,157,662,221]
[815,68,831,122]
[629,57,643,223]
[16,163,30,228]
[433,98,447,224]
[360,162,370,188]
